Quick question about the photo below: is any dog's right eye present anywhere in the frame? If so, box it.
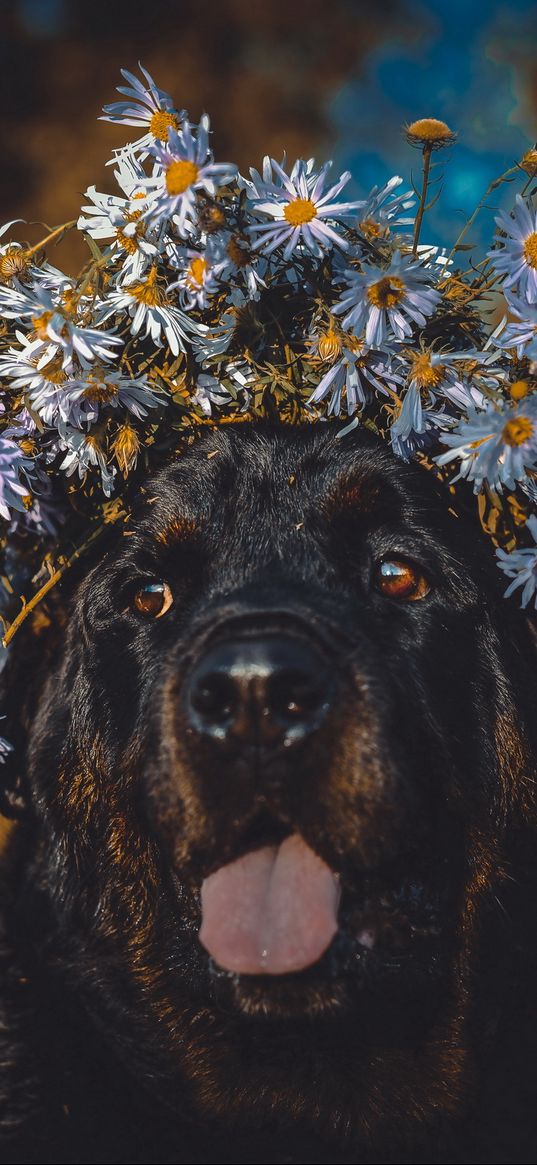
[374,558,431,601]
[133,581,173,618]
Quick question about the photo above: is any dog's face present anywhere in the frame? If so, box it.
[5,422,537,1154]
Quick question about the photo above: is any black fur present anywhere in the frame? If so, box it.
[2,422,537,1164]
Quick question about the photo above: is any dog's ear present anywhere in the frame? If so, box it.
[0,599,68,819]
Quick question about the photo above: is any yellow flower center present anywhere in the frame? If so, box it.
[39,356,67,385]
[317,331,342,362]
[187,256,207,288]
[116,229,138,255]
[410,351,446,389]
[358,218,384,240]
[116,211,144,255]
[283,198,317,227]
[31,310,54,340]
[82,376,117,404]
[367,276,405,309]
[523,232,537,270]
[129,266,165,307]
[165,159,199,196]
[502,415,534,447]
[227,235,250,267]
[149,109,180,140]
[510,379,530,401]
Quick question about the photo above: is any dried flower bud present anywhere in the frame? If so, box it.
[520,148,537,177]
[0,246,31,284]
[404,118,456,151]
[317,331,342,362]
[112,423,141,475]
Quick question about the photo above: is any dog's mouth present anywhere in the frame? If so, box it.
[192,816,450,1017]
[199,831,341,976]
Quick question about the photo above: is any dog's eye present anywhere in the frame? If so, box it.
[133,581,173,618]
[375,558,430,602]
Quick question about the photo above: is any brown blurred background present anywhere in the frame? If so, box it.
[1,0,410,272]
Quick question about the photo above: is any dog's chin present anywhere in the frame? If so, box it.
[203,905,450,1023]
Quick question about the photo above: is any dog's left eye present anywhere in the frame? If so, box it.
[375,558,431,602]
[133,581,173,618]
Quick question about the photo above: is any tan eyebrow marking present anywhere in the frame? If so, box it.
[322,475,381,517]
[155,517,199,546]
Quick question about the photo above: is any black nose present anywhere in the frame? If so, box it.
[185,635,332,752]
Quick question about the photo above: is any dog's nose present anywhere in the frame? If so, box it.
[185,636,332,751]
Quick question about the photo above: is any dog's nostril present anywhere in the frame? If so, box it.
[270,671,324,721]
[191,674,236,723]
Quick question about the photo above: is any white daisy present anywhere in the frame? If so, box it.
[0,283,123,369]
[356,176,415,243]
[308,345,399,416]
[0,332,65,395]
[191,305,240,362]
[0,435,32,520]
[77,185,158,277]
[244,157,364,260]
[396,348,486,411]
[167,246,224,310]
[489,195,537,303]
[390,385,453,461]
[205,231,267,301]
[98,266,194,355]
[63,370,164,427]
[192,373,232,416]
[54,425,116,497]
[436,397,537,492]
[333,252,441,347]
[100,63,184,156]
[498,292,537,359]
[496,515,537,609]
[144,117,237,237]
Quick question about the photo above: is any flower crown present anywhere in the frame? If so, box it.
[1,62,537,678]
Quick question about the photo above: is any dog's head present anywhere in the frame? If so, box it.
[3,422,537,1154]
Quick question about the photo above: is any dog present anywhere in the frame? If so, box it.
[1,421,537,1164]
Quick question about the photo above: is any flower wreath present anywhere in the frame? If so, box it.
[1,63,537,759]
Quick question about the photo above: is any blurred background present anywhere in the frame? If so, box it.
[1,0,535,274]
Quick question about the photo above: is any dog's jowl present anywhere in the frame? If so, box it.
[2,422,537,1164]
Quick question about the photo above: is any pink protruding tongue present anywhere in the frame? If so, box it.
[199,833,340,975]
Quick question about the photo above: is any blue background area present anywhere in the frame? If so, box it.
[329,0,536,249]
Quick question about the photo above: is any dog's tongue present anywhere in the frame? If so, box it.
[199,834,340,975]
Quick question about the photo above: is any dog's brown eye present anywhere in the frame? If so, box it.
[133,581,173,618]
[375,559,430,601]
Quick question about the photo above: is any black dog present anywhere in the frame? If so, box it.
[2,422,537,1165]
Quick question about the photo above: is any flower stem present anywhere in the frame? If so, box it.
[443,165,520,270]
[24,219,77,260]
[412,145,433,258]
[2,519,111,648]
